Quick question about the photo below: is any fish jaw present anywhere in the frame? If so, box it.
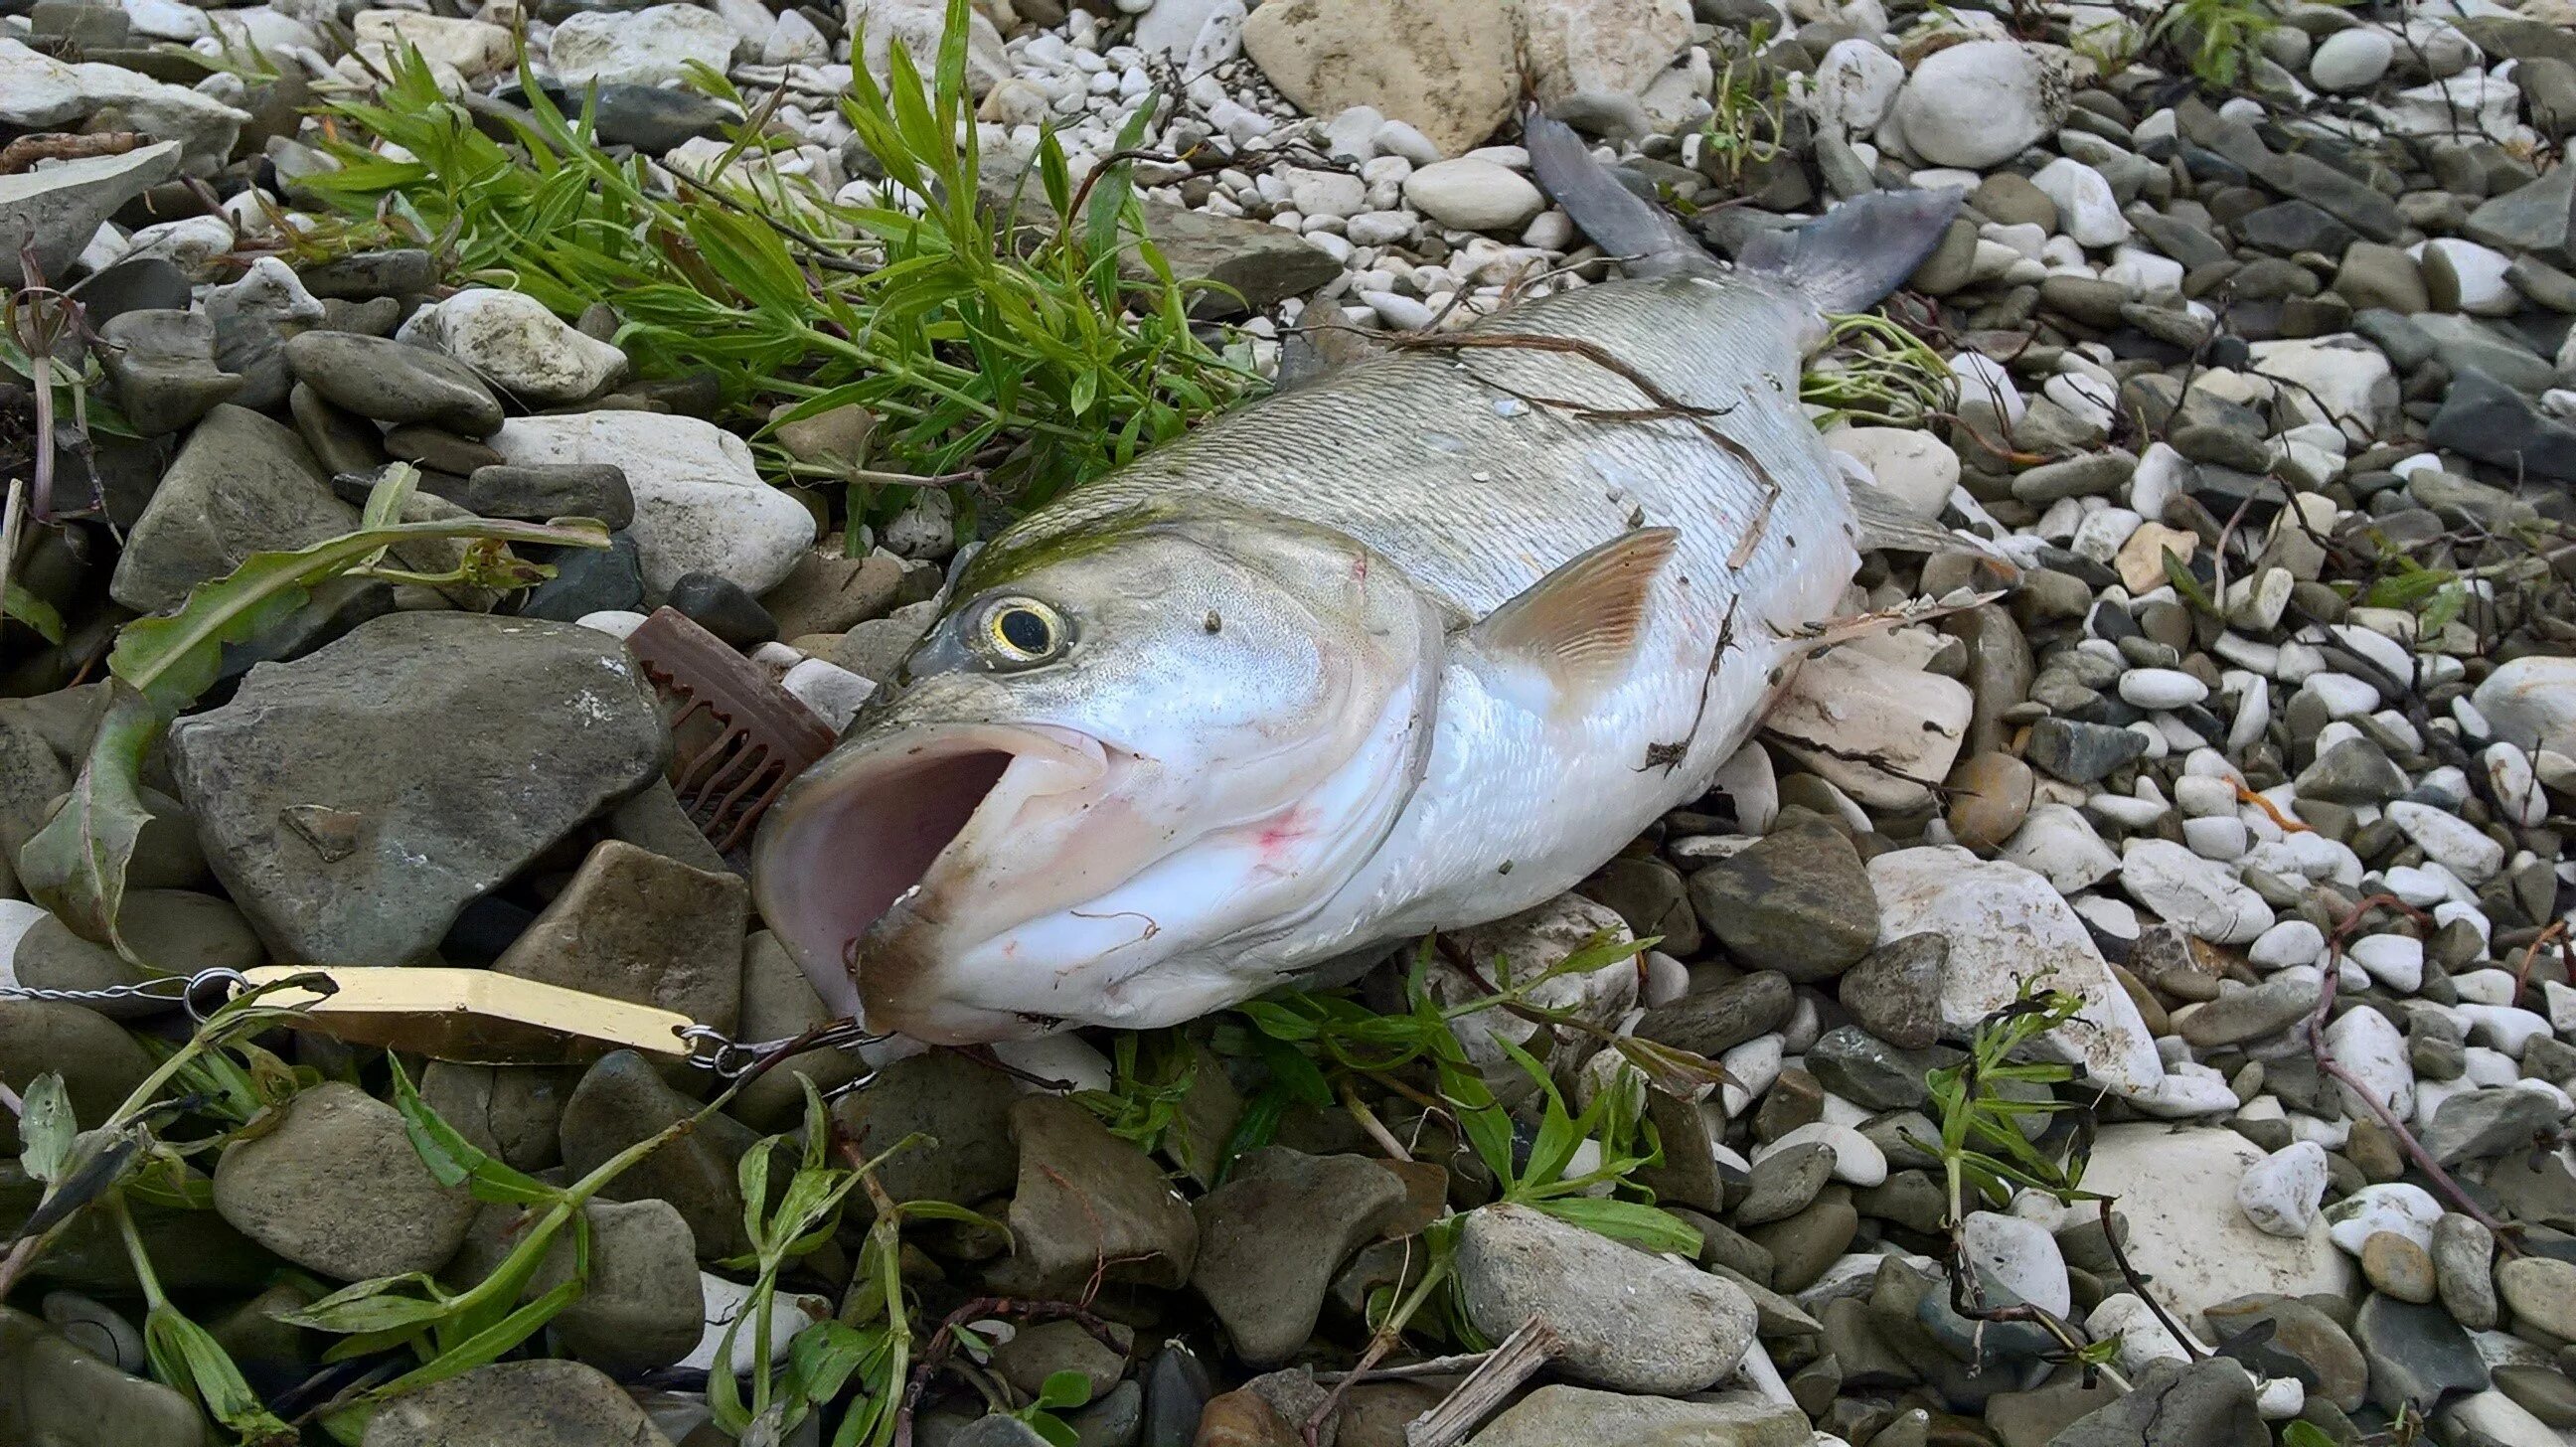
[748,721,1112,1028]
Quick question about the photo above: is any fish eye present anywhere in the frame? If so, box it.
[979,596,1066,665]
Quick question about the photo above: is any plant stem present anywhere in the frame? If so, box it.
[0,476,25,661]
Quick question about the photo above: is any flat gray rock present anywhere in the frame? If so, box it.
[168,612,666,965]
[1455,1203,1755,1395]
[0,140,181,287]
[108,403,357,614]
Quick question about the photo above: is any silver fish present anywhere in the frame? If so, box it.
[752,115,1962,1044]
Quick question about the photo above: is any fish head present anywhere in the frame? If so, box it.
[751,502,1445,1045]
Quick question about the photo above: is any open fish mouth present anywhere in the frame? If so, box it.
[749,722,1111,1029]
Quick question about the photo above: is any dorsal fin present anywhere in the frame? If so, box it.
[1470,527,1679,692]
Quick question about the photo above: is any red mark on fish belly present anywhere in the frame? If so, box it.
[1253,809,1315,873]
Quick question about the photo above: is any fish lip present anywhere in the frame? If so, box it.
[748,720,1108,1025]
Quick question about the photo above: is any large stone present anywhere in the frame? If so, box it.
[1241,0,1519,156]
[522,1199,703,1373]
[1513,0,1690,104]
[0,1001,155,1155]
[1866,848,2163,1097]
[2119,839,2272,944]
[1191,1148,1405,1366]
[558,1050,755,1259]
[109,403,358,614]
[2050,1358,2266,1447]
[1891,42,2067,169]
[491,840,745,1037]
[99,308,242,435]
[418,1061,572,1173]
[2497,1256,2576,1340]
[398,288,628,405]
[1454,1203,1755,1394]
[0,138,182,288]
[359,1360,676,1446]
[2351,1293,2490,1411]
[2202,1295,2366,1412]
[0,1307,205,1447]
[2464,166,2575,269]
[1838,932,1946,1049]
[993,1096,1197,1299]
[1464,1385,1809,1447]
[549,2,739,86]
[168,613,665,965]
[2428,368,2576,484]
[1685,822,1877,981]
[281,331,504,435]
[1140,201,1345,315]
[848,0,1009,95]
[212,1082,477,1281]
[488,411,815,596]
[2078,1125,2356,1335]
[830,1049,1023,1209]
[1765,647,1972,811]
[2475,656,2576,759]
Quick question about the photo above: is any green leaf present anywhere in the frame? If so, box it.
[109,514,609,713]
[2419,579,2469,637]
[19,1073,76,1184]
[16,683,162,957]
[1028,1415,1079,1447]
[2279,1421,2337,1447]
[334,1275,586,1421]
[1234,999,1320,1042]
[786,1321,877,1406]
[1033,1368,1092,1413]
[1252,1033,1332,1110]
[1535,1197,1702,1256]
[273,1282,456,1335]
[3,581,64,644]
[388,1057,560,1206]
[2162,547,2216,616]
[144,1303,299,1445]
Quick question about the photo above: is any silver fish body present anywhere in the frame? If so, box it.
[752,155,1960,1044]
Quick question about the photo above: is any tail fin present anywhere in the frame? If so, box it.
[1528,101,1963,311]
[1736,188,1966,314]
[1524,106,1717,279]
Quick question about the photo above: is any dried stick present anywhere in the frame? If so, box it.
[0,132,142,174]
[1402,1316,1557,1447]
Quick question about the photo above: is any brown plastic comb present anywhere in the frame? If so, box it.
[623,606,837,854]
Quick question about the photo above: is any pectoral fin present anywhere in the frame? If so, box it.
[1469,527,1679,693]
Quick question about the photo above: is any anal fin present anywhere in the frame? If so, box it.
[1470,527,1680,694]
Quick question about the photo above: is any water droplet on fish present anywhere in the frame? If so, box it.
[1422,431,1467,454]
[1470,471,1492,483]
[1491,398,1529,418]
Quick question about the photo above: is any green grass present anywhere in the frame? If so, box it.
[299,0,1257,538]
[2148,0,2281,90]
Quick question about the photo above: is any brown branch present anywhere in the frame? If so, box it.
[2305,893,2520,1251]
[2094,1196,2202,1362]
[891,1297,1128,1447]
[0,131,144,175]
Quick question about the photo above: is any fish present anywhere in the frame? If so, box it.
[751,113,1964,1045]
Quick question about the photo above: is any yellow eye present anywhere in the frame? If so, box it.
[981,597,1064,663]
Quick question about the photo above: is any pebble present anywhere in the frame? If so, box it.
[2237,1140,2330,1237]
[1400,157,1545,233]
